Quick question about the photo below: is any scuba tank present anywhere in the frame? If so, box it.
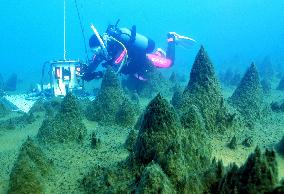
[106,20,155,53]
[119,27,155,53]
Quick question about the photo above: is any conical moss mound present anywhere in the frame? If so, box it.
[101,66,121,89]
[87,68,124,125]
[123,67,171,98]
[261,78,272,94]
[0,73,4,90]
[169,72,180,92]
[171,86,183,110]
[216,147,278,194]
[37,93,87,143]
[135,94,211,193]
[258,56,274,79]
[83,94,212,193]
[135,162,176,194]
[8,137,51,194]
[277,76,284,90]
[276,135,284,155]
[239,148,278,192]
[178,46,231,132]
[169,72,177,83]
[135,93,181,164]
[4,73,17,91]
[60,92,82,119]
[87,67,137,126]
[142,70,170,98]
[29,97,61,117]
[0,101,10,118]
[229,63,264,126]
[186,46,221,94]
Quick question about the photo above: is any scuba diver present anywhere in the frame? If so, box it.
[82,20,196,82]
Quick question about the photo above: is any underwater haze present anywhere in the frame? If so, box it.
[2,1,284,193]
[0,0,284,85]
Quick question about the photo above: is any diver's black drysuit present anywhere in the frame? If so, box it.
[82,24,176,82]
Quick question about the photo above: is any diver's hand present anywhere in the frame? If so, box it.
[80,63,89,74]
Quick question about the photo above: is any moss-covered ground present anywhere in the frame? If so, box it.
[0,84,283,193]
[0,60,284,193]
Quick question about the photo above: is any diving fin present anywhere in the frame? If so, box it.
[169,32,197,48]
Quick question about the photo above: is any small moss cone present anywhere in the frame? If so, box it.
[0,101,10,118]
[90,132,101,149]
[0,89,5,97]
[229,63,264,126]
[228,136,237,150]
[29,99,46,114]
[0,118,16,130]
[135,93,181,165]
[261,78,272,94]
[135,162,176,194]
[220,68,234,86]
[0,73,4,89]
[276,135,284,155]
[179,46,229,132]
[171,86,183,110]
[169,72,180,93]
[4,73,17,91]
[124,68,170,99]
[8,137,51,194]
[87,67,125,125]
[277,76,284,91]
[169,72,178,83]
[29,97,61,117]
[140,70,171,98]
[37,93,87,143]
[258,56,274,79]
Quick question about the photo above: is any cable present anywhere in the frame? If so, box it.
[64,0,66,60]
[74,0,89,62]
[41,61,50,92]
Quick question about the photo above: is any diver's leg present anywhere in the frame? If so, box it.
[166,33,176,66]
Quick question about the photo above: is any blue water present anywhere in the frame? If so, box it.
[0,0,284,84]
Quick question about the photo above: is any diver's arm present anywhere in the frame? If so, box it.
[82,71,103,81]
[87,55,102,72]
[82,55,104,81]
